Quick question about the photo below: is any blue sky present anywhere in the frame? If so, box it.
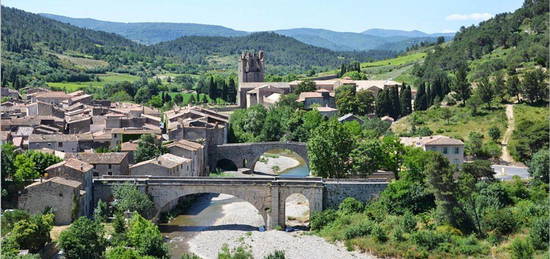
[4,0,524,33]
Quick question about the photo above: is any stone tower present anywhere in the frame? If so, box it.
[238,51,265,82]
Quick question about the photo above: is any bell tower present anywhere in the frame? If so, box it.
[238,51,265,82]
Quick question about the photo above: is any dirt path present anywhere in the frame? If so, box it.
[501,104,515,164]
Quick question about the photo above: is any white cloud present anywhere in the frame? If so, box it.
[445,13,493,21]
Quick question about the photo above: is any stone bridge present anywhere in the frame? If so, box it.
[209,142,308,170]
[93,176,388,229]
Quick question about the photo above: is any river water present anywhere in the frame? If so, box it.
[159,150,309,258]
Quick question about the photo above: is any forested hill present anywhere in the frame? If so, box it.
[415,0,548,83]
[153,32,396,73]
[1,6,171,88]
[39,13,249,45]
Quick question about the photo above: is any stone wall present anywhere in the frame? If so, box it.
[323,181,388,209]
[210,142,308,170]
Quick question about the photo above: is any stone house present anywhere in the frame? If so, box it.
[130,153,192,177]
[30,91,71,105]
[65,116,92,134]
[45,158,93,188]
[18,177,89,225]
[338,113,364,123]
[65,152,130,176]
[28,134,79,153]
[400,135,465,165]
[120,141,138,163]
[166,139,206,176]
[296,89,336,109]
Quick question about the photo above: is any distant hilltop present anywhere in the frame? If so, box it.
[39,13,454,52]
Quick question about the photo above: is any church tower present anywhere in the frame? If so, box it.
[238,51,265,82]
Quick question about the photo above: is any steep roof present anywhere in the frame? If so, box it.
[66,152,128,164]
[131,153,190,169]
[400,135,464,147]
[166,139,203,151]
[46,158,93,173]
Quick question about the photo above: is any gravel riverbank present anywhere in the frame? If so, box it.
[187,194,376,259]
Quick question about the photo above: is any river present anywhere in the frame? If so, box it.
[159,150,311,258]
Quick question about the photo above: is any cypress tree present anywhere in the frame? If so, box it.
[400,84,412,116]
[390,86,400,118]
[415,83,428,111]
[227,78,237,103]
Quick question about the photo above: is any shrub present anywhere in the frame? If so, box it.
[452,235,487,256]
[510,237,533,259]
[126,214,168,258]
[343,221,372,239]
[59,217,107,259]
[338,197,364,215]
[411,230,450,251]
[105,246,142,259]
[217,244,253,259]
[529,217,549,250]
[488,126,501,141]
[113,184,155,218]
[11,213,54,253]
[181,253,203,259]
[0,209,30,235]
[94,200,109,222]
[391,226,405,241]
[401,211,417,233]
[310,209,338,231]
[371,224,388,242]
[263,250,285,259]
[482,208,517,236]
[482,141,502,158]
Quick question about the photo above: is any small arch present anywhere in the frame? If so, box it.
[215,159,238,171]
[285,193,310,228]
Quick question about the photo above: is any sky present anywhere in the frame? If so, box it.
[3,0,525,33]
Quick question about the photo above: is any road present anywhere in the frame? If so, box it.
[500,104,517,165]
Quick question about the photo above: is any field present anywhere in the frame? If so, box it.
[47,73,140,92]
[513,104,549,125]
[54,53,109,69]
[391,105,508,142]
[317,50,427,86]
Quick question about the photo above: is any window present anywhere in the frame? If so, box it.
[58,142,63,147]
[108,164,112,169]
[443,147,448,154]
[455,147,460,154]
[108,172,112,175]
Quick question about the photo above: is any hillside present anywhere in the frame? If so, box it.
[414,0,549,89]
[362,28,454,38]
[153,32,396,74]
[39,13,249,45]
[41,13,454,52]
[1,6,171,88]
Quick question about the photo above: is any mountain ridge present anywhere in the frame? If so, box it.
[39,13,454,51]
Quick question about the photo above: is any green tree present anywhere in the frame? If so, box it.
[465,132,484,158]
[488,126,501,142]
[522,69,547,104]
[126,214,167,258]
[113,184,155,218]
[93,200,109,222]
[25,150,62,175]
[134,134,167,163]
[506,75,521,101]
[466,92,482,115]
[528,149,549,183]
[440,108,452,125]
[335,84,358,115]
[356,90,375,116]
[58,217,107,259]
[293,80,316,94]
[425,152,465,230]
[217,244,253,259]
[452,64,471,105]
[1,143,17,193]
[174,94,184,105]
[476,78,494,109]
[414,83,429,111]
[349,140,384,177]
[399,85,413,116]
[105,246,144,259]
[113,211,127,234]
[307,119,354,178]
[13,154,39,182]
[11,213,54,252]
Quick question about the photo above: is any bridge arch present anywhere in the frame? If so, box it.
[211,142,309,171]
[147,183,273,227]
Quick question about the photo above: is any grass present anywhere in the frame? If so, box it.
[391,105,508,143]
[54,53,108,69]
[47,73,140,92]
[513,104,549,125]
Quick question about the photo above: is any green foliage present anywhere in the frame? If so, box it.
[181,253,203,259]
[94,199,109,222]
[510,237,534,259]
[1,143,17,183]
[59,217,107,259]
[401,211,417,233]
[307,119,354,178]
[112,184,155,218]
[105,246,152,259]
[338,197,364,215]
[488,126,501,141]
[410,230,451,251]
[126,214,168,258]
[217,244,253,259]
[482,208,517,236]
[343,220,373,239]
[310,209,338,231]
[113,211,127,234]
[1,209,30,235]
[263,250,285,259]
[10,213,54,252]
[293,80,316,94]
[529,217,549,250]
[528,149,549,183]
[134,134,168,163]
[13,154,39,182]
